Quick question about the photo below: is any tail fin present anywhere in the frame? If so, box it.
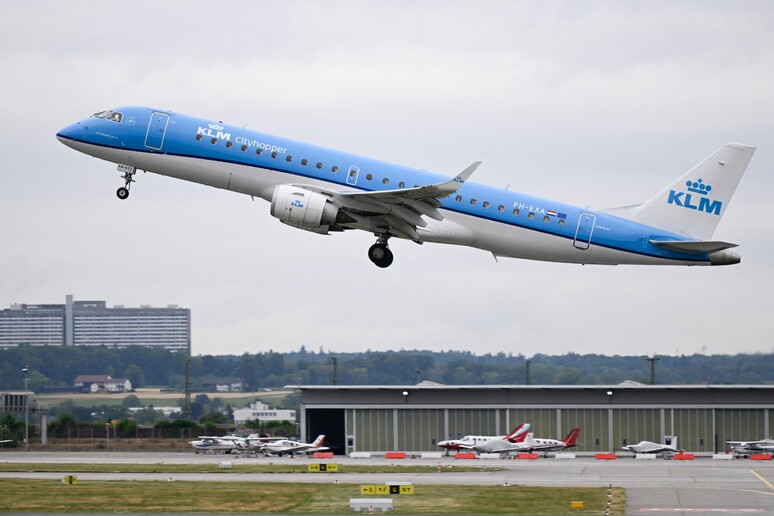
[605,143,755,240]
[664,435,678,451]
[311,435,325,448]
[562,428,581,447]
[505,423,531,443]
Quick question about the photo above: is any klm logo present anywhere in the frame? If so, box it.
[197,123,231,141]
[667,178,722,216]
[290,199,304,208]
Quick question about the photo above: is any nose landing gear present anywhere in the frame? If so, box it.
[368,235,394,268]
[116,165,136,200]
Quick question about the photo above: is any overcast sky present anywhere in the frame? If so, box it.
[1,1,772,357]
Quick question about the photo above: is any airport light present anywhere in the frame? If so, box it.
[22,364,29,451]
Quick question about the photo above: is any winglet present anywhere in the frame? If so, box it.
[455,161,481,183]
[436,161,481,196]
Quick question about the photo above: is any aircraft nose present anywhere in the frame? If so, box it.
[56,121,86,146]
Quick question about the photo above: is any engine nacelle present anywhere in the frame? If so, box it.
[270,185,339,234]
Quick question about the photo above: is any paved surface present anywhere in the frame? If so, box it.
[1,451,773,514]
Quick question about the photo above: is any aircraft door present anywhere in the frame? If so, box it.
[573,212,596,250]
[346,166,359,186]
[145,112,170,150]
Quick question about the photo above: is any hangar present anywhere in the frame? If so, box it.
[298,384,774,455]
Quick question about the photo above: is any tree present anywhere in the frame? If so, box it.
[122,365,144,389]
[200,411,230,428]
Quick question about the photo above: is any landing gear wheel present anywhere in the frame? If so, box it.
[368,243,394,268]
[116,187,130,200]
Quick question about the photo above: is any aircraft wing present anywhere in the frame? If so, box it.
[297,162,480,242]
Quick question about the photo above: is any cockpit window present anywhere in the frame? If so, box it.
[91,110,123,123]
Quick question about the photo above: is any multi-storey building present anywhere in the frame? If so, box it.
[0,295,190,351]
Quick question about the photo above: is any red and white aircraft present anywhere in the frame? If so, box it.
[261,434,329,456]
[437,423,530,452]
[474,427,581,456]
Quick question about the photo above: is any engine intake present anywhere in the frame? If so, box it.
[270,185,339,234]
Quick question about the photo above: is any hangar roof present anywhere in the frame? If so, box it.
[294,384,774,407]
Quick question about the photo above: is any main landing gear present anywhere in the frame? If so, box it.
[368,235,394,268]
[116,165,137,200]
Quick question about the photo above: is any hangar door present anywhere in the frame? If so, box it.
[306,408,345,455]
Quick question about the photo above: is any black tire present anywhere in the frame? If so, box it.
[116,187,130,200]
[368,244,394,268]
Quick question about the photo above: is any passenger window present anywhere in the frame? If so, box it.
[543,215,550,222]
[195,134,202,141]
[383,178,389,185]
[316,162,323,169]
[301,159,308,165]
[226,141,233,148]
[483,201,490,208]
[240,144,247,151]
[332,166,339,173]
[513,208,520,215]
[399,181,405,188]
[286,155,292,162]
[366,173,373,180]
[529,212,535,219]
[558,219,566,226]
[470,199,477,205]
[498,205,504,212]
[455,195,462,202]
[256,148,263,155]
[210,138,217,144]
[271,151,278,158]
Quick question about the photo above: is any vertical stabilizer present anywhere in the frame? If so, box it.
[625,143,755,240]
[505,423,531,443]
[563,428,581,447]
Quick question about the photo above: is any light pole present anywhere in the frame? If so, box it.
[22,364,29,451]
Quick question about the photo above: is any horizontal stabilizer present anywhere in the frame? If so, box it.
[649,240,737,254]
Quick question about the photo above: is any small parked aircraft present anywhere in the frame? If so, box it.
[622,436,681,456]
[261,435,329,456]
[474,428,581,456]
[190,434,280,454]
[437,423,530,452]
[726,438,774,457]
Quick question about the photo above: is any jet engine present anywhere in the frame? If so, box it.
[270,184,340,234]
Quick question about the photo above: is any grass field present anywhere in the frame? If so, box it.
[0,479,625,514]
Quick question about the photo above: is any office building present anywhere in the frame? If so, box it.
[0,295,190,351]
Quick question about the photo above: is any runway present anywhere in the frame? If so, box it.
[1,451,773,514]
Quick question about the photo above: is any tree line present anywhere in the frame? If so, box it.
[1,346,772,391]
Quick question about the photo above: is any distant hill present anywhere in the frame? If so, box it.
[1,346,772,392]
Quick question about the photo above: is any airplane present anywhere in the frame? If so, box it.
[726,438,774,457]
[474,427,581,456]
[190,434,281,454]
[57,107,755,268]
[622,436,681,456]
[437,423,530,452]
[189,435,248,454]
[260,434,329,456]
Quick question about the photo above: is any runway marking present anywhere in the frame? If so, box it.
[640,509,764,513]
[749,469,774,492]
